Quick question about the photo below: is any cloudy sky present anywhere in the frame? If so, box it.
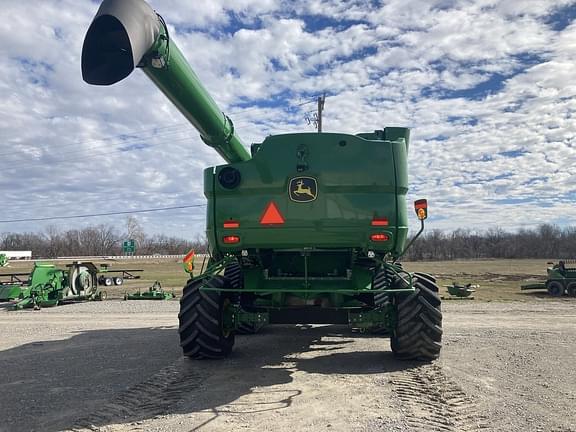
[0,0,575,240]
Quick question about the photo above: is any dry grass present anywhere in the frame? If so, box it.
[0,257,562,302]
[403,259,554,302]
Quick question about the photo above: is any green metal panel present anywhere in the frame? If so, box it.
[209,130,409,256]
[0,285,22,301]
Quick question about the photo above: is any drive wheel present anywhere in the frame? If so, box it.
[367,268,394,334]
[413,271,437,286]
[391,273,442,361]
[547,281,564,297]
[567,282,576,297]
[178,276,235,359]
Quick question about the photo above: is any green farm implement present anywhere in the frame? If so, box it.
[521,260,576,297]
[1,262,106,309]
[83,0,443,361]
[0,272,28,301]
[442,283,477,300]
[124,281,174,300]
[0,254,8,267]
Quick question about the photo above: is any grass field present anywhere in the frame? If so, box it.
[403,259,556,301]
[0,257,565,302]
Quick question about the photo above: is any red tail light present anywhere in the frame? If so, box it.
[223,220,240,228]
[370,233,389,242]
[223,235,240,244]
[371,217,389,226]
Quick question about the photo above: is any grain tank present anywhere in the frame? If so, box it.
[82,0,442,361]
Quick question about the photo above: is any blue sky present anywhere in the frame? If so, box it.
[0,0,575,240]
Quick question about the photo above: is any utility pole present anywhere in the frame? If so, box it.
[317,93,326,133]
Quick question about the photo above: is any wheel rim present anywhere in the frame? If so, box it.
[548,281,564,296]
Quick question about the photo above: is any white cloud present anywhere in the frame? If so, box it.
[0,0,575,240]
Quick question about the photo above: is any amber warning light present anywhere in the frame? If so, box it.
[182,250,195,273]
[414,199,428,221]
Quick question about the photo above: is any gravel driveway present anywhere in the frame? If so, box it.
[0,299,574,432]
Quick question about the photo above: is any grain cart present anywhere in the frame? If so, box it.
[521,260,576,297]
[82,0,442,361]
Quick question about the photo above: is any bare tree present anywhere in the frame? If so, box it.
[124,216,146,251]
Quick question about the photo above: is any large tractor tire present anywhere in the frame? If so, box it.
[567,282,576,297]
[223,261,242,289]
[547,281,565,297]
[224,261,264,335]
[391,273,442,361]
[178,276,235,359]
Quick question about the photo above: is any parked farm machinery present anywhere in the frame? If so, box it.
[521,260,576,297]
[0,262,105,309]
[82,0,443,361]
[442,282,477,300]
[124,281,174,300]
[97,264,142,287]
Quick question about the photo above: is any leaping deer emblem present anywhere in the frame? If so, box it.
[293,179,316,199]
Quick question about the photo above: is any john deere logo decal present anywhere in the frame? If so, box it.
[289,177,317,202]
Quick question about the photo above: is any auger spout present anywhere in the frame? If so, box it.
[82,0,250,163]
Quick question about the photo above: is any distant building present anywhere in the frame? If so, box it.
[0,251,32,260]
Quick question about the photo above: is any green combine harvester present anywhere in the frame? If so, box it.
[82,0,442,361]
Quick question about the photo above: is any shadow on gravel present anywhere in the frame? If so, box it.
[0,325,422,432]
[0,326,181,432]
[165,326,421,432]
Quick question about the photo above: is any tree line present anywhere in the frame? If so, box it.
[404,224,576,260]
[0,218,207,258]
[0,221,574,260]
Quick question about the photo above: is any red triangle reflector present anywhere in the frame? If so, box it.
[260,201,285,225]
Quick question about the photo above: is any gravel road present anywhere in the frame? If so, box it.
[0,299,574,432]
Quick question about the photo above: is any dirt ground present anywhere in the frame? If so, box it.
[0,298,575,432]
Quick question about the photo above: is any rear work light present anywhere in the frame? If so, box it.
[223,235,240,244]
[370,233,389,242]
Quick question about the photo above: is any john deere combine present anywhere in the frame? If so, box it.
[82,0,442,361]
